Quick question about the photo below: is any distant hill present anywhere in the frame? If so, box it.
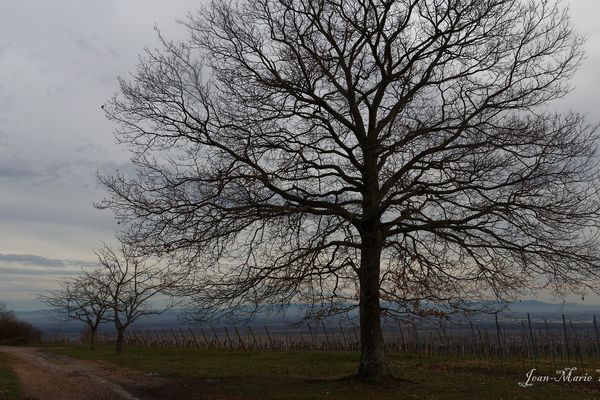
[14,300,600,338]
[13,309,189,338]
[506,300,600,314]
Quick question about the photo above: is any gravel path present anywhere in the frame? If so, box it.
[0,346,166,400]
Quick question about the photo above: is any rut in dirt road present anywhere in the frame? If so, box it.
[0,347,164,400]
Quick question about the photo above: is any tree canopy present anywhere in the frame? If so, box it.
[99,0,600,380]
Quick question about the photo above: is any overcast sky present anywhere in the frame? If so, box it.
[1,1,599,310]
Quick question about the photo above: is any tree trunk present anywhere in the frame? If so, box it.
[89,327,97,351]
[115,327,125,354]
[356,227,386,382]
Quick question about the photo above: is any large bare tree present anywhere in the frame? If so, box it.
[99,0,600,380]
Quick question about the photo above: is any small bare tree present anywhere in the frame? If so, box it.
[0,301,13,319]
[93,244,174,353]
[99,0,600,380]
[41,272,111,350]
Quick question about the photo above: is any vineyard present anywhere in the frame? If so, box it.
[55,313,600,368]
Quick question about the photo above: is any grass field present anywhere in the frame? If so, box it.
[0,352,20,400]
[47,345,600,400]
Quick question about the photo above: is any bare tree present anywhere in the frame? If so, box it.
[99,0,600,380]
[0,301,13,319]
[41,273,111,350]
[93,244,174,353]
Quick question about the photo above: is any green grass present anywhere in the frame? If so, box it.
[0,352,20,400]
[47,345,600,400]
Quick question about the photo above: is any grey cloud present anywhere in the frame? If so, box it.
[0,253,94,269]
[73,37,102,58]
[0,253,66,267]
[0,266,80,276]
[0,152,53,181]
[0,130,10,147]
[105,45,121,59]
[0,160,41,179]
[0,143,131,186]
[0,42,10,57]
[0,93,15,112]
[71,35,123,62]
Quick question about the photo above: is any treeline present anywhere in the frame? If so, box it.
[0,302,41,345]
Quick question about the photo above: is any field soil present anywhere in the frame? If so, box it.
[0,346,171,400]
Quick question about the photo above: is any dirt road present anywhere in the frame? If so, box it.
[0,346,167,400]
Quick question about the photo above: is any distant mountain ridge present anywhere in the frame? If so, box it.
[13,300,600,336]
[506,300,600,313]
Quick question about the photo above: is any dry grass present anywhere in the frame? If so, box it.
[45,345,600,400]
[0,352,20,400]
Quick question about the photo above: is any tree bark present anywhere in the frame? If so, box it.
[356,226,386,382]
[115,327,125,354]
[89,327,97,351]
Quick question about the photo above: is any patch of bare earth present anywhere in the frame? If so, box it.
[0,346,192,400]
